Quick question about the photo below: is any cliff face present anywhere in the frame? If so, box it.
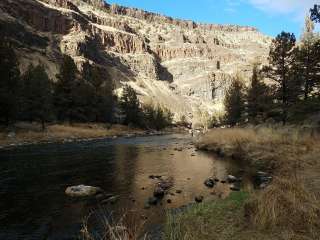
[0,0,272,124]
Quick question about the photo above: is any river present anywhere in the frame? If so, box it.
[0,134,249,239]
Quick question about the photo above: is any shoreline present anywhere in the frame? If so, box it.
[163,126,320,240]
[0,122,187,150]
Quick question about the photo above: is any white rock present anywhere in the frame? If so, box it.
[65,185,102,197]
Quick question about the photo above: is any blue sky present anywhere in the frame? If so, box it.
[107,0,320,38]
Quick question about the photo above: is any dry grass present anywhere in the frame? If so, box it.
[81,210,148,240]
[245,177,320,239]
[194,126,320,239]
[196,126,320,173]
[0,122,145,146]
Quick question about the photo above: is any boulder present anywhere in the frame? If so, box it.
[65,185,102,197]
[204,178,215,188]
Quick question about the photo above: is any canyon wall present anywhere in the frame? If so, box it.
[0,0,272,124]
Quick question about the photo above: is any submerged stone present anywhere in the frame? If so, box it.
[204,178,215,188]
[195,195,204,203]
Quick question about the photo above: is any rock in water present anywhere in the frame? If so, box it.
[65,185,102,197]
[148,196,158,205]
[195,195,204,203]
[204,178,215,188]
[153,186,165,198]
[227,175,237,183]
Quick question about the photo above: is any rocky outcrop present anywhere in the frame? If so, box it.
[0,0,271,123]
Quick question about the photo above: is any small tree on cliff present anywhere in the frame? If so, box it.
[224,76,245,126]
[120,85,141,126]
[21,64,53,130]
[0,39,21,125]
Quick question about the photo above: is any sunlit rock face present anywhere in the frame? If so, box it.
[0,0,271,124]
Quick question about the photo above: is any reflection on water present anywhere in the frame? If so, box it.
[0,134,248,239]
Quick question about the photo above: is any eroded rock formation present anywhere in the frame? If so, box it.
[0,0,272,124]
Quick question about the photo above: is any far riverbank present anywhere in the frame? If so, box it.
[0,122,185,149]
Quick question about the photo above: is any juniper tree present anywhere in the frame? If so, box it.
[224,76,245,126]
[120,85,141,126]
[21,64,53,130]
[54,55,78,123]
[82,62,114,122]
[247,64,272,123]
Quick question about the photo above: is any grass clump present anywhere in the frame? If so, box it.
[245,177,320,239]
[164,192,257,240]
[81,210,147,240]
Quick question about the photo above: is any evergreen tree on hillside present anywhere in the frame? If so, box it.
[54,55,78,123]
[0,39,21,125]
[247,64,272,123]
[120,85,141,126]
[21,64,53,130]
[263,32,296,125]
[82,62,114,122]
[224,76,245,126]
[143,104,173,130]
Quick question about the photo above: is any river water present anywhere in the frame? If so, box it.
[0,134,248,240]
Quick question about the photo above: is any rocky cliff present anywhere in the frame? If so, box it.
[0,0,272,125]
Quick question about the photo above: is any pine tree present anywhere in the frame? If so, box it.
[120,85,141,126]
[82,62,114,122]
[21,64,53,130]
[296,16,319,100]
[54,55,78,123]
[247,64,272,123]
[143,103,173,130]
[263,31,296,125]
[224,76,245,126]
[0,39,21,125]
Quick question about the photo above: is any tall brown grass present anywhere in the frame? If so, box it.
[196,126,320,239]
[196,126,320,172]
[245,177,320,239]
[81,210,148,240]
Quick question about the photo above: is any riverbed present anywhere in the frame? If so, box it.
[0,134,250,239]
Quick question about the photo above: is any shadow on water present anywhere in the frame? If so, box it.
[0,134,250,239]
